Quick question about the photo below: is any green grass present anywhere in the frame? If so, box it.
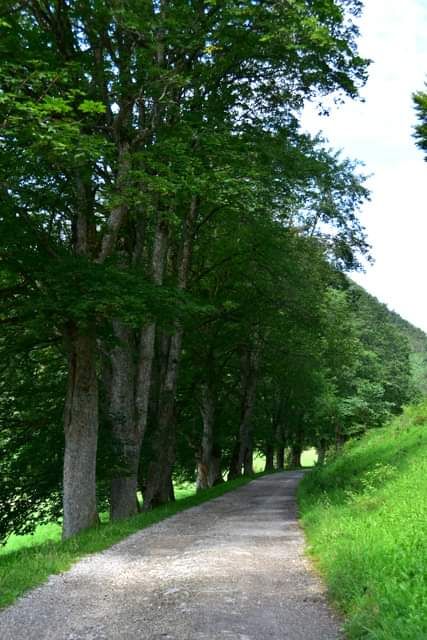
[298,402,427,640]
[0,522,63,556]
[0,474,265,610]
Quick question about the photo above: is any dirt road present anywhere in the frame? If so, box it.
[0,472,343,640]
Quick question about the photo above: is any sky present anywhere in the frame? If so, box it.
[301,0,427,332]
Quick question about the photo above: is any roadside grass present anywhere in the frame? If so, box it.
[0,473,265,609]
[298,402,427,640]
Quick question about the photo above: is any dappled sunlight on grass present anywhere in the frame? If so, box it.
[0,522,62,555]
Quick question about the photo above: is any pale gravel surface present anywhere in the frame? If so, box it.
[0,472,344,640]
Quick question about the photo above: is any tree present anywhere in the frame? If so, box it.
[414,84,427,159]
[0,0,374,539]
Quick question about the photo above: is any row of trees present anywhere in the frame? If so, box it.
[0,1,418,543]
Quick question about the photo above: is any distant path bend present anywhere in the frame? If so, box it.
[0,472,343,640]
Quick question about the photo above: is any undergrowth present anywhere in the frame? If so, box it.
[298,401,427,640]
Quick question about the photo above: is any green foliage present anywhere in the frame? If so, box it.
[0,346,65,541]
[388,309,427,397]
[413,84,427,159]
[299,402,427,639]
[0,0,412,549]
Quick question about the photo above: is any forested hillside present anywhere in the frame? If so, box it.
[0,1,423,548]
[389,310,427,396]
[349,283,427,397]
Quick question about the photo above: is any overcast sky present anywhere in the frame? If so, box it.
[302,0,427,332]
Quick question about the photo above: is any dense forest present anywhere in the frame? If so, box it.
[0,0,425,547]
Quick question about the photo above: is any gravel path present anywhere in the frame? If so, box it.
[0,472,343,640]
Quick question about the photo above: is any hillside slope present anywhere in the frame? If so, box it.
[349,281,427,399]
[298,402,427,640]
[389,310,427,397]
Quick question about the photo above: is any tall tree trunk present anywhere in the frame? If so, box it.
[227,439,241,480]
[144,423,177,508]
[275,446,285,470]
[209,445,223,486]
[134,217,169,441]
[196,383,216,491]
[63,326,99,539]
[109,321,139,520]
[143,198,198,508]
[238,346,259,476]
[109,217,168,519]
[264,444,274,472]
[274,415,286,470]
[143,330,182,509]
[290,444,302,468]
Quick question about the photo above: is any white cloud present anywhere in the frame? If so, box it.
[302,0,427,331]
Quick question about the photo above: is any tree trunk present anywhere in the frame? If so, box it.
[275,446,285,470]
[264,444,274,472]
[209,445,223,486]
[238,346,259,476]
[144,426,177,508]
[134,217,169,443]
[143,198,198,508]
[227,440,241,480]
[290,444,302,468]
[63,326,99,539]
[143,330,182,509]
[196,383,216,491]
[109,321,139,520]
[109,217,169,518]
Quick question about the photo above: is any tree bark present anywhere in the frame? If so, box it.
[144,424,177,508]
[134,216,169,440]
[275,446,285,471]
[290,444,302,468]
[63,326,99,539]
[208,445,223,486]
[227,439,241,481]
[108,217,169,519]
[238,346,259,476]
[143,330,182,509]
[143,198,198,508]
[109,321,139,520]
[264,444,275,473]
[196,383,216,491]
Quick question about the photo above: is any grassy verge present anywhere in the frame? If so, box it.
[298,402,427,640]
[0,474,266,610]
